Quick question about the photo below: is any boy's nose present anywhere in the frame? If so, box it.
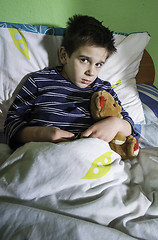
[86,66,95,76]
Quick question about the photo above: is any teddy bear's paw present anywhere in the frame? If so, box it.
[112,139,125,145]
[126,135,136,143]
[126,136,139,158]
[112,132,126,145]
[133,139,139,156]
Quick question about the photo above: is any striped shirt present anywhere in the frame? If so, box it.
[4,67,136,148]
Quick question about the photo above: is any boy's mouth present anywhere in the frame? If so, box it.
[81,79,91,85]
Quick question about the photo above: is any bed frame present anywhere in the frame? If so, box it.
[136,50,155,84]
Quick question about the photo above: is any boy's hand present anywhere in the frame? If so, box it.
[81,117,132,143]
[41,127,75,143]
[16,126,75,144]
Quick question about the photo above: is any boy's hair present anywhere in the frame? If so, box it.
[62,15,116,57]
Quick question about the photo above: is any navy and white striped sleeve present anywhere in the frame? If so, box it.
[4,76,38,148]
[110,89,137,136]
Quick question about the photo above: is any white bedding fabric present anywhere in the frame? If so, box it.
[136,104,158,148]
[0,138,158,240]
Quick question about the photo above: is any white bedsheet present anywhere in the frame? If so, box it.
[0,138,158,240]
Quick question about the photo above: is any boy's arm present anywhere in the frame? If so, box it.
[4,76,38,148]
[13,126,75,145]
[81,116,132,143]
[4,75,75,148]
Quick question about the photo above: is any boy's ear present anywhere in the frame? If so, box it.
[59,47,68,64]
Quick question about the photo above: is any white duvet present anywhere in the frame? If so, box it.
[0,138,158,240]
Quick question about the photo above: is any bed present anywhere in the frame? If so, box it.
[0,22,158,240]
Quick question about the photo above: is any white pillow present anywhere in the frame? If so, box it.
[99,32,150,124]
[0,23,63,131]
[0,22,150,131]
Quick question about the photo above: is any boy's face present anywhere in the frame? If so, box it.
[59,45,109,88]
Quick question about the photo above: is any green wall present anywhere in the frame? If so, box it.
[1,0,158,87]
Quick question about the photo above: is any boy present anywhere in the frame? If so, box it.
[4,15,136,149]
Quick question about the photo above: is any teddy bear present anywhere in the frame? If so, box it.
[90,90,139,160]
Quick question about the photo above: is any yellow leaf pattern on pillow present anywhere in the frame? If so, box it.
[9,28,30,60]
[112,79,121,88]
[82,152,112,179]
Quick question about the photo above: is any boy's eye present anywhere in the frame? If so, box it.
[96,62,104,68]
[80,58,88,63]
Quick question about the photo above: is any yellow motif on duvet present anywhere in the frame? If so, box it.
[9,28,30,59]
[82,152,113,179]
[112,79,121,88]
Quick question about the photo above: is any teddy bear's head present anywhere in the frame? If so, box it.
[90,90,122,120]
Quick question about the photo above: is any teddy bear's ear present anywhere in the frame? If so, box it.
[100,96,105,110]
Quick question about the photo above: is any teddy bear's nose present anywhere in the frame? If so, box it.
[100,96,105,110]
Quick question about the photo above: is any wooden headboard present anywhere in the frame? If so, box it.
[136,50,155,84]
